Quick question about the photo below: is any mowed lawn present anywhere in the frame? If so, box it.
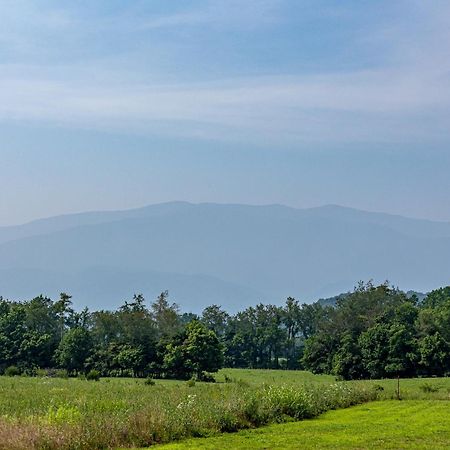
[158,400,450,449]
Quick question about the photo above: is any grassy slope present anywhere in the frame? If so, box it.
[158,400,450,449]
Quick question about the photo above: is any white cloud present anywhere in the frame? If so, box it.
[0,1,448,146]
[134,0,282,30]
[0,66,448,145]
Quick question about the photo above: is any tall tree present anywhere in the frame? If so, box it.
[164,321,223,379]
[55,327,92,375]
[151,291,181,339]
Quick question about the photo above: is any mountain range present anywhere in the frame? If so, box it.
[0,202,449,312]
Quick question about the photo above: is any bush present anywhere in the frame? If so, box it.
[372,383,385,392]
[55,369,69,379]
[186,378,196,387]
[144,377,155,386]
[198,372,216,383]
[35,368,47,378]
[86,369,101,381]
[4,366,21,377]
[36,368,69,379]
[419,382,440,393]
[261,385,315,420]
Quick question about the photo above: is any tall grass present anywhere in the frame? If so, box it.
[0,376,378,449]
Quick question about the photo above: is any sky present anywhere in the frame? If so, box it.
[0,0,449,226]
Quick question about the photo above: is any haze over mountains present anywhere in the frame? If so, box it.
[0,202,449,312]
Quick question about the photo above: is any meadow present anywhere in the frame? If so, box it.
[1,369,450,449]
[0,369,377,449]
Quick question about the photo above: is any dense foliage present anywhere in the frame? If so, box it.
[302,283,450,379]
[0,291,222,380]
[0,282,449,380]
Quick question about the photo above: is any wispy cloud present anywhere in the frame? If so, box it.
[135,0,282,30]
[0,66,448,144]
[0,1,448,146]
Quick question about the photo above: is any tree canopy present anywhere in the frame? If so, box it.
[0,282,449,380]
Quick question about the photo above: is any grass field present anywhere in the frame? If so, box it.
[216,368,336,385]
[0,369,449,449]
[158,400,450,449]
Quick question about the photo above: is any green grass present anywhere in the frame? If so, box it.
[217,369,450,400]
[368,377,450,400]
[158,400,450,449]
[1,369,449,449]
[0,370,375,449]
[216,368,336,385]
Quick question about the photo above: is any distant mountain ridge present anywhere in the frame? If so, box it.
[317,289,427,308]
[0,202,449,312]
[0,201,194,245]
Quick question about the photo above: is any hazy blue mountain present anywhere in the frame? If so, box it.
[316,293,349,308]
[0,201,193,245]
[0,202,449,312]
[0,267,266,312]
[316,289,427,308]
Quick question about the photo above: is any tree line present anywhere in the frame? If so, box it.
[1,283,449,380]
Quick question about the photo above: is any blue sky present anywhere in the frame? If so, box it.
[0,0,449,225]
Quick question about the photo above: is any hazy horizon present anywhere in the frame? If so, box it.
[1,201,449,311]
[2,200,450,229]
[1,1,449,226]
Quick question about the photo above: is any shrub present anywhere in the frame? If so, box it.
[36,368,69,378]
[144,377,155,386]
[198,372,216,383]
[4,366,21,377]
[186,378,196,387]
[86,369,101,381]
[55,369,69,379]
[372,383,385,392]
[21,366,39,377]
[261,385,314,420]
[419,382,440,393]
[35,368,48,378]
[224,374,233,383]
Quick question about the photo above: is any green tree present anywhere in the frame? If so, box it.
[201,304,229,338]
[359,323,390,378]
[332,331,364,380]
[0,302,27,369]
[53,292,73,343]
[151,291,181,339]
[164,321,223,379]
[418,332,449,376]
[302,332,337,374]
[55,327,92,375]
[116,345,145,377]
[282,297,302,369]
